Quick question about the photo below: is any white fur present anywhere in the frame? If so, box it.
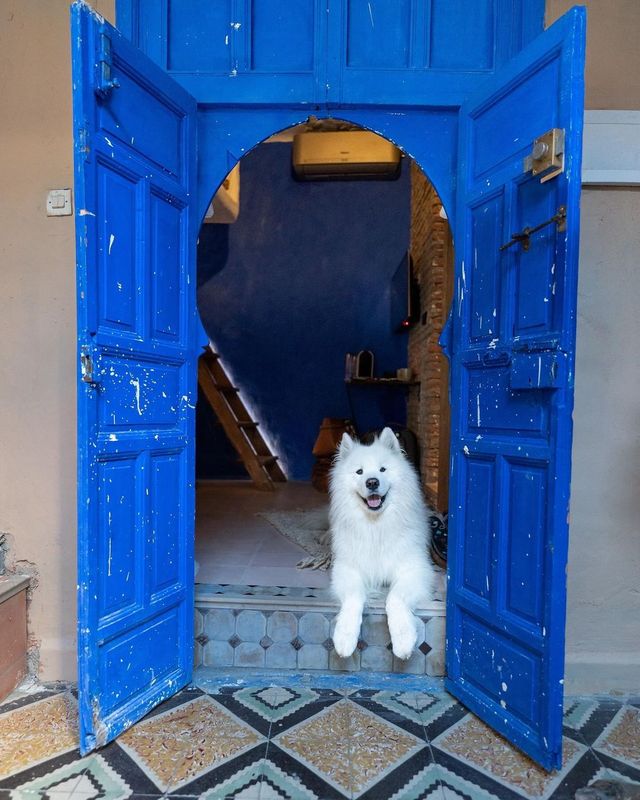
[329,427,436,660]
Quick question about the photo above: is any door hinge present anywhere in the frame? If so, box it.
[80,347,99,387]
[95,30,120,99]
[524,128,565,183]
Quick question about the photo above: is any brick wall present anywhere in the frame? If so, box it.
[407,162,453,511]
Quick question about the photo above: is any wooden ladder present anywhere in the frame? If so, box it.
[198,349,287,490]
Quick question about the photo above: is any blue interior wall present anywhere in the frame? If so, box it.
[197,142,411,480]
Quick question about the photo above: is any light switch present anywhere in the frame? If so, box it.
[47,189,73,217]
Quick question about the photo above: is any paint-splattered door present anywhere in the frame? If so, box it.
[445,9,585,769]
[71,2,198,753]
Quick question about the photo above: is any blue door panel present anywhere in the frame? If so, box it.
[117,0,544,106]
[459,456,494,601]
[96,69,186,180]
[446,8,585,769]
[513,177,560,335]
[97,166,140,332]
[250,0,317,71]
[470,59,560,182]
[118,0,327,104]
[345,0,412,69]
[501,461,547,625]
[468,193,504,343]
[166,1,235,73]
[150,195,184,340]
[429,0,495,71]
[98,606,183,717]
[97,357,185,429]
[149,453,183,595]
[72,2,198,753]
[463,362,550,439]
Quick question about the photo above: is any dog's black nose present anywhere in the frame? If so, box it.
[366,477,379,491]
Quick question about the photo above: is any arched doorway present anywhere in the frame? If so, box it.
[72,2,585,770]
[193,121,452,676]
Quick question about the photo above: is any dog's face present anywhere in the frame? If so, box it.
[334,428,402,513]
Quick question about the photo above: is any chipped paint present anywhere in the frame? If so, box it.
[129,377,142,415]
[367,1,375,28]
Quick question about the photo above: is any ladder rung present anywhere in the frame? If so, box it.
[236,455,279,466]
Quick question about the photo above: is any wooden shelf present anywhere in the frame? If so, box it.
[346,377,420,387]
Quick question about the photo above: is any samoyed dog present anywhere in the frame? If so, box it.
[329,427,435,660]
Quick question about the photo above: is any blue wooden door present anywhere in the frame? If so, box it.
[71,2,198,753]
[445,8,585,770]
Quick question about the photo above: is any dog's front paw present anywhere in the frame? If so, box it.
[332,621,359,658]
[390,617,419,661]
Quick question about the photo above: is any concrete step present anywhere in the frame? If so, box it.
[194,583,445,676]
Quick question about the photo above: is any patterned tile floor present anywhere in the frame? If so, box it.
[1,683,639,800]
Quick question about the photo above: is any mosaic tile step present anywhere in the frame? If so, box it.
[194,584,445,676]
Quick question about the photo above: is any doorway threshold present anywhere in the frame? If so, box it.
[194,583,445,676]
[193,666,447,695]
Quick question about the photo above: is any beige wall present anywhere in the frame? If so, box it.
[0,0,114,680]
[566,188,640,691]
[546,0,640,109]
[0,2,638,689]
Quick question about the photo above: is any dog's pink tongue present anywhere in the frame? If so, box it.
[367,495,382,509]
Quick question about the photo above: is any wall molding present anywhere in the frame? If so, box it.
[582,110,640,186]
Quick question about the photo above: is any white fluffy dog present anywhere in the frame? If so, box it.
[329,427,435,660]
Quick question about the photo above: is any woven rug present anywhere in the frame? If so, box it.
[258,506,332,570]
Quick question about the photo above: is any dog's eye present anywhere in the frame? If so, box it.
[380,467,386,472]
[356,468,363,475]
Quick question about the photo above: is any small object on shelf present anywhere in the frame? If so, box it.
[355,350,374,379]
[344,353,357,381]
[396,367,413,382]
[346,376,419,386]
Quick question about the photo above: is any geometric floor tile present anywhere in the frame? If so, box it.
[5,685,640,800]
[370,691,455,727]
[10,754,131,800]
[117,695,265,792]
[563,699,599,732]
[432,715,586,799]
[587,766,640,791]
[258,761,320,800]
[593,706,640,771]
[232,686,320,722]
[389,763,500,800]
[197,760,263,800]
[0,693,78,780]
[200,760,317,800]
[273,699,426,798]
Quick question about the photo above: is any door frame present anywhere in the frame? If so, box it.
[75,2,584,768]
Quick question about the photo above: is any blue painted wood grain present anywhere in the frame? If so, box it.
[72,1,199,753]
[116,0,544,107]
[444,7,586,770]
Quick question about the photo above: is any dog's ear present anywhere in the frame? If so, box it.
[337,432,355,458]
[379,427,401,452]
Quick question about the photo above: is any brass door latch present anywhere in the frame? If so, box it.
[524,128,565,183]
[500,206,566,252]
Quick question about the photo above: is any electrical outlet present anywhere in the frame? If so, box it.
[47,189,73,217]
